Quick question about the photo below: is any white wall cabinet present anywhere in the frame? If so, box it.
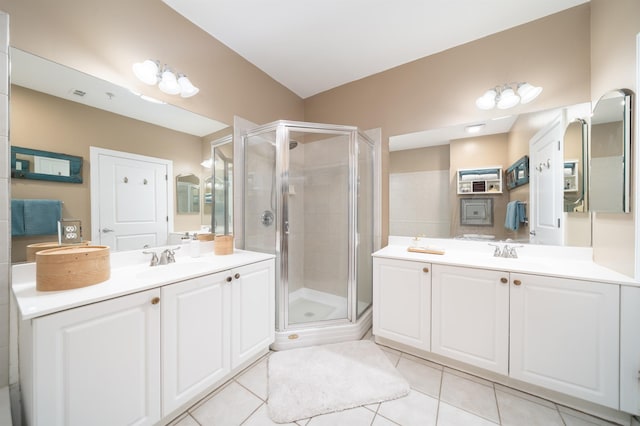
[162,260,274,415]
[373,257,431,351]
[20,259,275,426]
[510,272,619,409]
[431,264,509,375]
[21,289,162,426]
[373,258,623,411]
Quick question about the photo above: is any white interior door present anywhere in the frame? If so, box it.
[529,113,564,245]
[91,147,172,251]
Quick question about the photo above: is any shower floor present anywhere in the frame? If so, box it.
[287,287,370,325]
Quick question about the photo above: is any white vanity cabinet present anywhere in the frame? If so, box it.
[509,273,620,409]
[20,288,162,426]
[17,255,275,426]
[162,259,274,416]
[162,271,231,416]
[431,264,509,375]
[373,257,431,350]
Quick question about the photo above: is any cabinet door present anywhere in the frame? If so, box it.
[431,265,509,374]
[33,289,161,426]
[231,260,275,368]
[510,273,619,408]
[162,271,231,415]
[373,257,431,350]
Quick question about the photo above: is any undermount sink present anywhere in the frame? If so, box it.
[136,261,212,281]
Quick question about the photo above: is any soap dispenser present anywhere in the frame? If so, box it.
[190,234,201,258]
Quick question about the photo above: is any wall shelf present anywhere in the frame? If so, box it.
[564,160,578,193]
[457,167,503,195]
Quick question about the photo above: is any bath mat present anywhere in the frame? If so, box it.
[267,340,410,423]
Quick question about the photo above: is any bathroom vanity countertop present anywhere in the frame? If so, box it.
[374,236,639,286]
[12,247,275,320]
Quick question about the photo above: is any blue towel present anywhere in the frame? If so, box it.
[11,199,25,236]
[23,199,62,236]
[505,201,526,231]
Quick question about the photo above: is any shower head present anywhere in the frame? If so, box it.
[289,140,298,150]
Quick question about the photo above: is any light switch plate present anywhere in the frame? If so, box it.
[58,219,82,244]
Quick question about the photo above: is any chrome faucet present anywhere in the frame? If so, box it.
[488,243,523,259]
[143,246,180,266]
[142,250,159,266]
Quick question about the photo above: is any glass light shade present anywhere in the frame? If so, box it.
[158,70,181,95]
[132,60,159,85]
[517,83,543,104]
[178,75,200,98]
[475,89,496,110]
[497,87,520,109]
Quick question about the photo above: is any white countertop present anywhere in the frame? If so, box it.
[375,236,639,287]
[12,244,275,320]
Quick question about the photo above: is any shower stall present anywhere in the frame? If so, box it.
[237,120,378,350]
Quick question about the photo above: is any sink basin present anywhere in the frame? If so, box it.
[136,261,212,281]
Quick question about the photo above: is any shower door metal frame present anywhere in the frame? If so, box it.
[241,120,377,333]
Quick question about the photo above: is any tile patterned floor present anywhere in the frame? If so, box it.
[169,333,628,426]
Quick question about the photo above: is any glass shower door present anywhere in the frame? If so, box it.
[285,129,351,327]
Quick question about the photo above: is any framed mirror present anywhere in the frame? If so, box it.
[176,174,200,214]
[11,146,83,183]
[589,89,633,213]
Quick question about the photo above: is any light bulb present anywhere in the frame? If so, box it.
[132,60,159,85]
[517,83,542,104]
[178,75,200,98]
[497,87,520,109]
[475,89,496,110]
[158,69,180,95]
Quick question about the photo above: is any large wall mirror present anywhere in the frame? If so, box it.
[212,136,234,236]
[9,47,230,262]
[589,89,634,213]
[389,102,593,247]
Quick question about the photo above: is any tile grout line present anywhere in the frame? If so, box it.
[492,382,503,426]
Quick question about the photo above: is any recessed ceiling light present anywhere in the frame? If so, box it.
[465,123,485,134]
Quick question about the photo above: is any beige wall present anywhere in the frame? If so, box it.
[589,0,640,277]
[10,86,209,262]
[389,145,449,174]
[304,4,592,245]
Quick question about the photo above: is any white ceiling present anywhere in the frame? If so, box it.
[162,0,589,99]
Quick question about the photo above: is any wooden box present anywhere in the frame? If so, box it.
[26,241,90,262]
[214,235,234,255]
[36,245,110,291]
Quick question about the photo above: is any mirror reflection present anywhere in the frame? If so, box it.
[589,89,633,213]
[176,174,200,214]
[563,119,587,212]
[212,137,234,235]
[389,102,592,247]
[9,48,230,262]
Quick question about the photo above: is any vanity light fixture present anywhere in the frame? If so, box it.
[476,82,542,110]
[132,59,200,98]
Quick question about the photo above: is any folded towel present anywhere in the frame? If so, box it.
[11,199,25,237]
[23,199,62,236]
[516,202,527,225]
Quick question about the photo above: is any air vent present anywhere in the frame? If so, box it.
[71,89,86,97]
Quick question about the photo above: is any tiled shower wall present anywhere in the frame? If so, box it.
[0,11,9,387]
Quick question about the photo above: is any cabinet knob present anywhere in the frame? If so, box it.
[151,297,160,305]
[513,279,522,286]
[422,267,429,273]
[500,277,508,284]
[226,276,233,283]
[234,273,241,279]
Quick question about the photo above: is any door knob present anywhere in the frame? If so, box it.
[151,297,160,305]
[226,276,233,282]
[102,228,114,233]
[422,267,429,273]
[234,273,240,279]
[513,279,522,286]
[500,277,508,284]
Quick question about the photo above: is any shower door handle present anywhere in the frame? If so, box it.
[284,221,290,235]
